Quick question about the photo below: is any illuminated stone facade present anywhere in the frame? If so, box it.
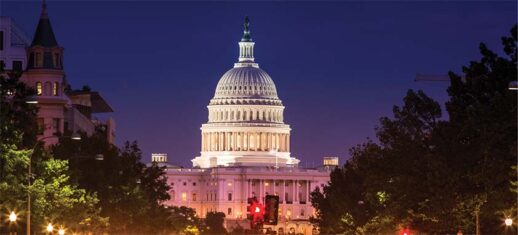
[165,18,332,234]
[192,17,299,168]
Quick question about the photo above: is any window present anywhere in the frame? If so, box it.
[36,82,42,95]
[52,118,60,135]
[228,192,232,201]
[193,182,196,186]
[0,31,3,50]
[300,209,305,216]
[227,208,232,215]
[192,193,197,202]
[35,52,43,67]
[183,182,186,186]
[53,82,59,96]
[12,61,22,71]
[181,192,187,202]
[53,53,61,68]
[171,191,175,201]
[44,82,51,96]
[37,118,44,135]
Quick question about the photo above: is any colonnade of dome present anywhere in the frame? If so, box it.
[208,106,284,123]
[201,132,290,152]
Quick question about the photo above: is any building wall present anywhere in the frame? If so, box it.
[0,17,29,70]
[165,167,330,234]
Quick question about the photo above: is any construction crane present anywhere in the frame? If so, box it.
[414,73,451,82]
[415,73,517,91]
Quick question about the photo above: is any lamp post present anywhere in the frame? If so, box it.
[27,134,81,235]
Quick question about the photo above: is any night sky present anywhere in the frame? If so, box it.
[2,1,516,167]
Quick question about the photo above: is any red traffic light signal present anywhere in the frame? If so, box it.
[247,197,264,229]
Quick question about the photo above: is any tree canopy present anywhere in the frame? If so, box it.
[311,24,517,234]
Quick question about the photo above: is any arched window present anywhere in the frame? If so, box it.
[53,82,59,96]
[36,82,42,96]
[44,82,52,96]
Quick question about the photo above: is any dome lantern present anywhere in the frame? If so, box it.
[238,17,255,63]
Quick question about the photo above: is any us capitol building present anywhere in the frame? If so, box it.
[158,18,336,234]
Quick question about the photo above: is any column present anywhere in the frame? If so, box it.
[283,180,286,203]
[259,179,264,202]
[292,180,296,202]
[287,134,290,152]
[201,133,205,151]
[273,179,276,196]
[306,180,310,203]
[247,179,251,198]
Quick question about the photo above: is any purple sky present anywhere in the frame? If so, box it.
[2,1,516,167]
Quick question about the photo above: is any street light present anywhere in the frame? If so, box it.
[58,227,65,235]
[46,223,54,233]
[27,134,81,235]
[505,218,513,226]
[9,211,17,223]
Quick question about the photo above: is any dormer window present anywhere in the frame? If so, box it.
[35,52,43,67]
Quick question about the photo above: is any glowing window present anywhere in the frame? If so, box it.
[53,82,59,96]
[181,192,187,202]
[36,82,42,95]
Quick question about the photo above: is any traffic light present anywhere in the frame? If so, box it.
[246,197,264,229]
[264,195,279,225]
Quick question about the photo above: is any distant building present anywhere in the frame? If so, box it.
[0,2,114,145]
[323,157,339,167]
[163,18,331,235]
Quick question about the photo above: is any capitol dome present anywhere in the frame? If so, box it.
[192,17,299,168]
[214,66,278,99]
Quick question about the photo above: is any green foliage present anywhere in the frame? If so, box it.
[30,159,108,232]
[52,133,172,234]
[203,211,227,235]
[169,206,201,234]
[0,65,38,148]
[311,24,517,234]
[0,69,104,234]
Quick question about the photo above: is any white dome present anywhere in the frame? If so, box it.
[214,65,278,99]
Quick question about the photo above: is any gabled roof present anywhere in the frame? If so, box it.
[31,1,59,47]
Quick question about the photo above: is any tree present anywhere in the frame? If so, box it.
[0,62,38,148]
[311,24,517,234]
[52,132,173,234]
[0,67,105,234]
[445,24,517,233]
[203,212,227,235]
[169,206,201,234]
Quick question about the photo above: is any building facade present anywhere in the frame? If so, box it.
[0,2,114,145]
[163,18,333,234]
